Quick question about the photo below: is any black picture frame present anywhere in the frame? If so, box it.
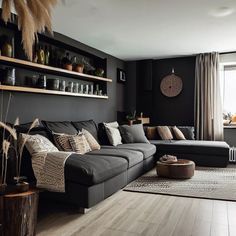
[117,68,126,84]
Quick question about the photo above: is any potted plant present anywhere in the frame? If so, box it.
[126,110,136,126]
[72,56,84,73]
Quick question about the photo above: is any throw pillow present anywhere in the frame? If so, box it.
[104,122,122,146]
[69,133,91,154]
[119,126,134,143]
[146,126,158,140]
[82,128,101,150]
[52,132,74,151]
[20,134,58,156]
[177,126,195,140]
[157,126,173,140]
[119,124,149,143]
[172,126,186,140]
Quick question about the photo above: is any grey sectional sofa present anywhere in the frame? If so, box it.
[18,121,229,212]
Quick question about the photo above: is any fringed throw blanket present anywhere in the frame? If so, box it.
[31,151,72,192]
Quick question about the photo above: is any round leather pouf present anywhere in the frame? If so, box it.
[156,159,195,179]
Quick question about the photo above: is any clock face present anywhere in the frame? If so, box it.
[160,74,183,97]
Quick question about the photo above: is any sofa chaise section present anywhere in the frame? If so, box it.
[151,140,229,167]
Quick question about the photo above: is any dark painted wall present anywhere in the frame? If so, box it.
[152,57,196,126]
[126,56,196,126]
[2,32,125,124]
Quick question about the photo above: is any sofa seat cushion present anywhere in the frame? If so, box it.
[89,148,143,168]
[65,153,128,186]
[102,143,156,159]
[150,140,229,156]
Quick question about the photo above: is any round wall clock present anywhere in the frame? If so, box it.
[160,72,183,97]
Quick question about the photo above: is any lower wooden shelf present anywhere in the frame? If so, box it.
[0,85,108,99]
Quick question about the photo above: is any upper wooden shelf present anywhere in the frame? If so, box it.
[0,56,112,83]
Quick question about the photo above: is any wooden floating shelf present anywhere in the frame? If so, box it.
[0,85,108,99]
[0,56,112,83]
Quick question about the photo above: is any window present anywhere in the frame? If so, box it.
[220,65,236,123]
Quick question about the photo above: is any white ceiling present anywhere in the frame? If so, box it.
[52,0,236,60]
[5,0,236,61]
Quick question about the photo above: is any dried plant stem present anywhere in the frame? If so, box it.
[3,153,8,185]
[17,118,39,178]
[0,90,3,122]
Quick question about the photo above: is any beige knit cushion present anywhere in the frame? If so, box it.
[157,126,173,140]
[82,128,101,150]
[69,133,91,154]
[20,133,58,155]
[172,126,186,140]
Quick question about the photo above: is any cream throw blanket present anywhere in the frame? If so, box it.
[31,151,72,192]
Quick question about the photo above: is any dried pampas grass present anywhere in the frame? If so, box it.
[1,0,58,60]
[0,122,17,140]
[1,0,12,23]
[13,0,36,61]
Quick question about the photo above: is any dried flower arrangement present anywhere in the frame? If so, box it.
[0,92,39,193]
[1,0,58,60]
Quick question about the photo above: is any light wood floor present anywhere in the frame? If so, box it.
[36,189,236,236]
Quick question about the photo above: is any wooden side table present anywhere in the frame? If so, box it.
[0,190,39,236]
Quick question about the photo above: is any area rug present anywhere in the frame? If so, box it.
[124,167,236,201]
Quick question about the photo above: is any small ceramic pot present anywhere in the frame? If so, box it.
[63,64,73,71]
[74,64,84,73]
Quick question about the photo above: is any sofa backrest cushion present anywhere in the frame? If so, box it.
[42,121,78,135]
[72,120,98,141]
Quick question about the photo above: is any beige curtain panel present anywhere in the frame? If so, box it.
[195,52,223,141]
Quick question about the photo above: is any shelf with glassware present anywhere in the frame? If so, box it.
[0,15,111,99]
[0,64,108,99]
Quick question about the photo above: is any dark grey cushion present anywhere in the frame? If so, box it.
[89,148,143,168]
[119,124,149,143]
[102,143,156,159]
[150,140,229,156]
[177,126,195,140]
[42,121,77,135]
[72,120,98,141]
[65,153,128,186]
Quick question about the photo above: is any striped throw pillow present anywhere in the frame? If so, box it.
[53,133,74,152]
[69,133,91,154]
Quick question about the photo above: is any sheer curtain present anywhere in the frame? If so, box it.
[195,52,223,141]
